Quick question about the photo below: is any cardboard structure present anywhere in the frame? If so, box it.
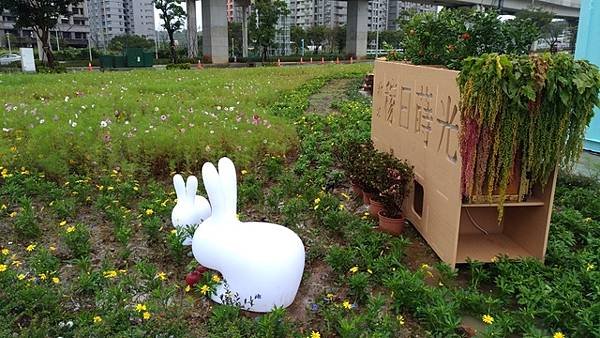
[371,60,557,267]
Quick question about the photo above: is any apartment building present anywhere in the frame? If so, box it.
[87,0,155,49]
[0,4,89,49]
[287,0,434,31]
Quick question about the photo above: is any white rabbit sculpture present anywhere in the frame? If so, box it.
[192,157,305,312]
[171,174,211,245]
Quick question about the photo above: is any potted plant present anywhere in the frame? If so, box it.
[335,139,378,201]
[375,157,414,235]
[356,143,384,205]
[368,151,396,217]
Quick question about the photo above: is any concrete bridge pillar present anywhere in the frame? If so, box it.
[346,0,368,59]
[202,0,229,64]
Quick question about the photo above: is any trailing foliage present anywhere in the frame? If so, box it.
[458,53,600,214]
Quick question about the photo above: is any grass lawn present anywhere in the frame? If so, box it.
[1,66,599,337]
[0,65,370,177]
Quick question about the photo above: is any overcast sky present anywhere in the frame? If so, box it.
[154,4,203,31]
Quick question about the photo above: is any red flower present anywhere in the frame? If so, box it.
[461,32,471,40]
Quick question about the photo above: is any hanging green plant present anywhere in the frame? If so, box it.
[458,53,600,217]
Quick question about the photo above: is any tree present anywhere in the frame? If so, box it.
[248,0,289,61]
[228,22,243,57]
[543,20,569,53]
[306,25,326,54]
[0,0,80,67]
[515,7,554,33]
[333,25,346,54]
[290,26,305,54]
[108,34,154,51]
[153,0,186,63]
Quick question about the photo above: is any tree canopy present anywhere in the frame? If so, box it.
[109,35,155,51]
[153,0,186,63]
[0,0,80,67]
[248,0,289,60]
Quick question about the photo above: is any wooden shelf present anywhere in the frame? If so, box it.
[456,233,533,263]
[462,199,544,208]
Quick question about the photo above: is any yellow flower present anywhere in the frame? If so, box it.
[142,311,151,320]
[586,263,595,272]
[420,263,430,270]
[17,273,26,280]
[66,226,76,233]
[93,316,102,324]
[397,314,405,325]
[326,293,335,300]
[0,264,7,272]
[26,244,36,252]
[145,209,154,216]
[156,272,167,281]
[200,284,210,295]
[170,229,177,235]
[49,246,56,251]
[367,269,373,274]
[11,260,21,267]
[241,169,248,175]
[59,220,67,226]
[310,331,321,338]
[482,314,494,325]
[553,332,565,338]
[185,285,191,292]
[349,266,359,273]
[9,211,17,218]
[338,204,345,210]
[314,197,321,205]
[211,274,221,283]
[52,277,60,284]
[342,300,352,310]
[103,270,118,279]
[135,303,147,312]
[39,273,47,281]
[1,248,9,255]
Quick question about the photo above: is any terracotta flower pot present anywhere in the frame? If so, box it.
[351,182,363,197]
[377,210,405,236]
[368,198,384,217]
[362,191,373,205]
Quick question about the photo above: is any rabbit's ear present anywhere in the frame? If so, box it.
[202,161,224,218]
[186,176,198,201]
[218,157,237,216]
[173,174,186,202]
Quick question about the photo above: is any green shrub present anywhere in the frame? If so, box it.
[400,9,538,69]
[13,197,40,239]
[62,223,91,258]
[165,63,190,70]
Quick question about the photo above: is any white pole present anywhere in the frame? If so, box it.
[55,29,61,51]
[155,30,159,59]
[6,33,11,54]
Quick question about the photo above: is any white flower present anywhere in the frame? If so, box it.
[210,130,214,134]
[71,121,77,127]
[39,119,45,124]
[100,121,108,128]
[64,96,69,102]
[154,107,159,112]
[216,106,221,110]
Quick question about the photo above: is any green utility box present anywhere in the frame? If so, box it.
[99,55,114,69]
[114,55,126,68]
[143,52,154,67]
[126,48,145,67]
